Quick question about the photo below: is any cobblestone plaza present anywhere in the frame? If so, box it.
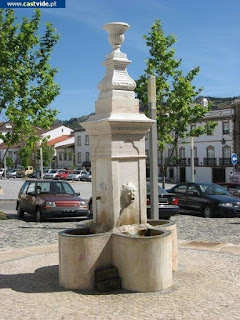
[0,179,239,319]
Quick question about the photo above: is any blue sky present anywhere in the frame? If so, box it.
[11,0,240,120]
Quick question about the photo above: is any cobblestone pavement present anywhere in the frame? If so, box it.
[0,209,239,250]
[0,203,240,319]
[0,245,239,319]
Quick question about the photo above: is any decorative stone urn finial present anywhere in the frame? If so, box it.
[98,22,136,97]
[103,22,130,52]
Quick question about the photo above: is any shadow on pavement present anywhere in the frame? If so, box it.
[0,265,134,295]
[0,265,62,293]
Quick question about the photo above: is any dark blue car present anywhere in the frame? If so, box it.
[167,182,240,218]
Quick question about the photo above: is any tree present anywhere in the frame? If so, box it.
[135,19,216,186]
[0,9,60,166]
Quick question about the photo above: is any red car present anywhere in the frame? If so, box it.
[16,180,88,222]
[54,170,72,180]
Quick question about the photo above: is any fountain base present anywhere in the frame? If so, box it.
[59,223,173,292]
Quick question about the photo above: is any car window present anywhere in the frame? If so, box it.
[20,182,29,194]
[27,182,36,194]
[187,185,200,196]
[200,184,230,195]
[59,182,75,194]
[174,184,187,193]
[36,182,51,193]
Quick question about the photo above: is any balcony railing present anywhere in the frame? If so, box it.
[203,158,216,166]
[187,158,199,166]
[177,158,187,166]
[219,158,232,166]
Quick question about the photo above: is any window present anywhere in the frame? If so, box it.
[174,184,187,193]
[223,146,231,158]
[206,122,213,135]
[194,147,197,158]
[64,152,67,161]
[223,121,230,135]
[85,135,89,145]
[187,185,200,196]
[59,152,63,161]
[27,182,35,194]
[68,152,73,161]
[77,136,81,146]
[168,148,173,158]
[77,152,81,163]
[179,148,185,159]
[85,152,90,162]
[8,151,13,159]
[207,146,215,158]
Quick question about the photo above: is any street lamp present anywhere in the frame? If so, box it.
[221,138,226,145]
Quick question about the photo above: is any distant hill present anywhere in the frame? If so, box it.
[53,113,94,130]
[197,96,240,109]
[56,96,240,130]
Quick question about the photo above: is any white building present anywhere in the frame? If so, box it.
[145,99,239,183]
[74,129,91,170]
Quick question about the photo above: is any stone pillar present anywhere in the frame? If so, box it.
[82,22,154,230]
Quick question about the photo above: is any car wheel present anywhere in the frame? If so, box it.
[36,208,42,222]
[203,206,213,218]
[87,201,93,219]
[17,204,24,219]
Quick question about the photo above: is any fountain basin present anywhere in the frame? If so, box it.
[59,227,112,290]
[147,220,178,271]
[59,225,173,292]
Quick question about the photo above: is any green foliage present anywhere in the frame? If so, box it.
[6,156,14,168]
[36,139,55,167]
[0,9,60,156]
[135,19,217,154]
[0,212,8,220]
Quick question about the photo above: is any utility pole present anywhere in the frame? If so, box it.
[40,146,43,180]
[190,136,194,182]
[148,75,159,220]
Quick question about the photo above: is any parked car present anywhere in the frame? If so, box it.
[54,169,72,180]
[6,168,22,179]
[217,182,240,197]
[87,182,179,220]
[146,182,179,219]
[66,170,89,181]
[80,172,91,181]
[28,169,50,179]
[85,174,92,182]
[0,168,6,179]
[16,166,34,178]
[16,179,88,222]
[167,182,240,218]
[44,169,62,179]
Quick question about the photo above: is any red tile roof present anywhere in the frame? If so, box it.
[47,135,73,146]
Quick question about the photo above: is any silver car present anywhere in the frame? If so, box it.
[43,169,62,179]
[67,170,89,181]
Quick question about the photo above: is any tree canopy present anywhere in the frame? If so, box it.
[135,19,216,154]
[0,9,60,164]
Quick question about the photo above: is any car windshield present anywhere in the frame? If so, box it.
[36,181,75,195]
[199,184,230,196]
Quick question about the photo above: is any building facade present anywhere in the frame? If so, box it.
[74,129,91,170]
[146,99,239,183]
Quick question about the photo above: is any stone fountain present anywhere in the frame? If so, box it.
[58,22,175,292]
